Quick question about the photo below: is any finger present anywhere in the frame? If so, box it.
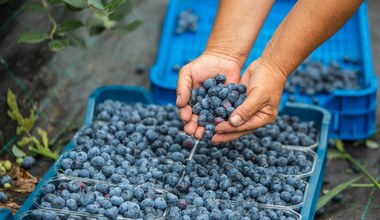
[216,112,272,133]
[229,88,268,127]
[176,66,192,108]
[178,105,193,123]
[212,130,251,144]
[183,114,199,135]
[225,74,240,85]
[194,126,205,139]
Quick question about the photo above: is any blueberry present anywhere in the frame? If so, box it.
[218,88,229,99]
[110,196,124,206]
[51,197,65,209]
[333,193,344,202]
[227,90,239,103]
[280,191,292,202]
[154,197,167,210]
[209,96,222,109]
[22,156,35,169]
[215,107,227,118]
[192,103,203,114]
[0,192,7,202]
[61,158,73,170]
[104,207,119,220]
[215,74,226,84]
[91,156,105,169]
[235,84,247,93]
[66,198,78,211]
[203,78,217,89]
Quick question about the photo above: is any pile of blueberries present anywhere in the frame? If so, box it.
[35,178,168,219]
[254,115,318,147]
[285,59,360,95]
[188,74,247,139]
[175,9,199,34]
[28,97,317,219]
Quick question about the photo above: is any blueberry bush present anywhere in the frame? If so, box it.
[18,0,141,51]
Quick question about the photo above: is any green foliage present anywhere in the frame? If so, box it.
[18,0,141,51]
[116,20,142,33]
[49,39,71,51]
[12,145,27,158]
[7,89,59,160]
[56,20,84,34]
[18,32,49,44]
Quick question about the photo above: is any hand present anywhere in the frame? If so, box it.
[212,58,287,144]
[176,53,241,138]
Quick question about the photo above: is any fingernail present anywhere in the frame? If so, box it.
[176,95,181,105]
[230,115,243,126]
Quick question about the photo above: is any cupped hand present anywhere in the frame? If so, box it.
[176,53,241,138]
[212,58,287,144]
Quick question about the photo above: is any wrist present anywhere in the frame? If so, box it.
[204,44,247,69]
[260,45,291,79]
[254,56,288,87]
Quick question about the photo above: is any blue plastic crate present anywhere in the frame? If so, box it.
[8,85,330,220]
[149,0,377,140]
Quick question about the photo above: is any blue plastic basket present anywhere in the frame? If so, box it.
[149,0,376,140]
[8,85,330,220]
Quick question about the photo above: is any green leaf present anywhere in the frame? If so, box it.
[116,20,142,33]
[49,39,71,51]
[67,32,87,49]
[88,0,104,11]
[317,176,361,210]
[48,0,63,5]
[17,127,26,136]
[63,0,87,8]
[86,15,106,35]
[322,189,330,195]
[365,140,379,149]
[12,145,27,158]
[108,0,131,21]
[57,20,84,34]
[335,139,345,153]
[24,107,35,132]
[327,149,345,160]
[17,137,32,147]
[22,2,44,10]
[37,128,49,149]
[18,32,49,44]
[105,0,125,13]
[7,89,24,125]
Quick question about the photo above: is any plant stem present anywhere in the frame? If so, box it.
[351,183,375,188]
[29,147,58,160]
[41,0,57,40]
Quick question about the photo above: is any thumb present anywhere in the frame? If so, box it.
[176,66,192,108]
[229,89,267,127]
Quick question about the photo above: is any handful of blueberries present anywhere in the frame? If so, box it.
[188,74,247,139]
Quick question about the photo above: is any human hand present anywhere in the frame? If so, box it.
[176,53,241,138]
[212,58,287,144]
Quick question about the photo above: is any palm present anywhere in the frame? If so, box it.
[182,54,241,88]
[176,54,242,138]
